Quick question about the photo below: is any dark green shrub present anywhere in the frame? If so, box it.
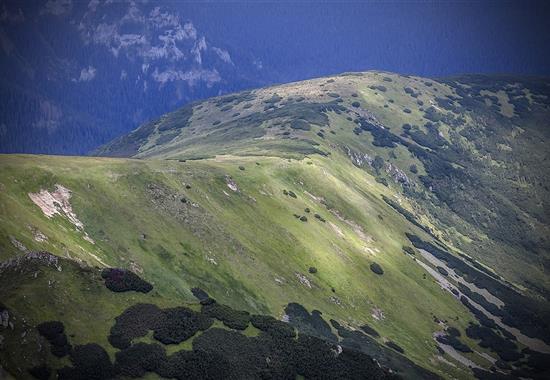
[308,266,317,274]
[36,321,71,358]
[466,324,520,362]
[403,108,412,114]
[101,268,153,293]
[299,216,308,222]
[304,208,310,213]
[436,334,472,353]
[28,365,51,380]
[201,302,250,330]
[376,177,388,187]
[404,87,418,98]
[114,343,166,377]
[157,347,230,380]
[385,341,404,353]
[314,214,326,222]
[370,262,384,275]
[409,164,418,173]
[58,344,115,380]
[402,246,416,255]
[370,85,387,92]
[351,101,361,108]
[191,287,209,301]
[372,156,384,172]
[351,93,358,97]
[212,120,221,125]
[263,94,283,104]
[250,315,296,338]
[153,307,213,344]
[109,304,164,349]
[360,324,380,338]
[290,119,311,131]
[284,303,336,342]
[238,166,245,171]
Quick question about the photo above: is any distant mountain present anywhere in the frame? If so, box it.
[0,0,269,154]
[1,71,550,379]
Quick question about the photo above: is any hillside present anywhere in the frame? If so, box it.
[1,71,550,379]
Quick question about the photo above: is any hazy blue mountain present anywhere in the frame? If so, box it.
[0,0,268,154]
[1,0,549,154]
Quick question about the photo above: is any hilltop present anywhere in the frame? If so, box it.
[1,71,549,379]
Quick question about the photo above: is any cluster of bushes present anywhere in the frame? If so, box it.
[290,119,311,131]
[466,324,521,362]
[115,343,166,377]
[31,292,436,380]
[284,303,336,342]
[58,344,115,380]
[213,91,256,108]
[250,314,296,338]
[407,233,550,345]
[154,307,214,345]
[382,196,433,236]
[402,122,447,150]
[330,320,440,379]
[353,117,400,148]
[28,365,51,380]
[101,268,153,293]
[436,328,472,353]
[109,303,212,349]
[36,321,71,357]
[201,301,250,330]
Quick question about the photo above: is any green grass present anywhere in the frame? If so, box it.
[0,153,477,379]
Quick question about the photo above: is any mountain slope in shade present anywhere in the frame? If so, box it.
[1,71,550,379]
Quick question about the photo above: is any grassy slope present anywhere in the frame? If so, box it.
[1,153,476,379]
